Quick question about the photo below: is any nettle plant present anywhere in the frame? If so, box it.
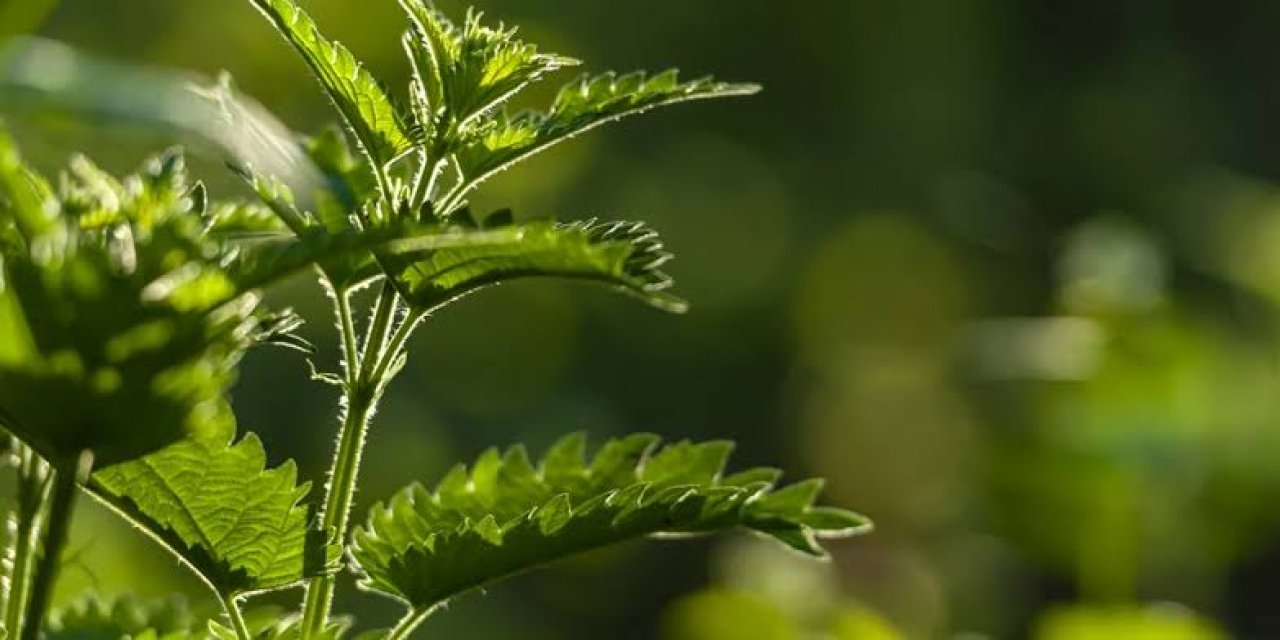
[0,1,871,638]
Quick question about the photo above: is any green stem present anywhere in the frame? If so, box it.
[334,286,360,387]
[359,283,398,383]
[387,607,434,640]
[300,281,402,638]
[223,595,252,640]
[20,450,91,640]
[3,446,50,637]
[436,181,467,217]
[368,309,427,386]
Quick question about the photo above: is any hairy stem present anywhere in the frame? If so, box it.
[387,607,435,640]
[3,446,51,637]
[334,286,360,387]
[409,154,448,214]
[368,309,427,385]
[223,595,252,640]
[301,281,403,638]
[359,283,398,382]
[20,450,91,640]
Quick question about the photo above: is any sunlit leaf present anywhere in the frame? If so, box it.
[455,70,759,195]
[397,1,577,138]
[88,407,338,598]
[352,433,868,612]
[249,0,412,167]
[380,215,688,313]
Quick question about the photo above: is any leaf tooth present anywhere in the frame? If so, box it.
[798,507,873,537]
[589,433,660,486]
[435,463,469,503]
[471,515,504,545]
[470,447,503,502]
[500,444,537,483]
[722,467,783,489]
[540,431,588,481]
[760,526,826,557]
[536,494,573,535]
[749,479,825,518]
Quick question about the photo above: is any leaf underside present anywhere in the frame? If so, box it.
[88,408,336,598]
[352,433,869,612]
[381,214,686,313]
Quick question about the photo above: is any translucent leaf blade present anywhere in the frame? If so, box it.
[351,433,867,612]
[249,0,412,166]
[456,70,760,192]
[380,217,687,313]
[88,410,338,597]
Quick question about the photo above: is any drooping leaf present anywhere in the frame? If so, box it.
[88,407,338,598]
[45,593,197,640]
[248,0,412,167]
[397,1,577,138]
[455,70,760,193]
[352,433,869,612]
[380,215,687,313]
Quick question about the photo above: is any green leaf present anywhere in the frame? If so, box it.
[45,593,197,640]
[248,0,412,167]
[398,2,578,137]
[351,433,869,612]
[1034,605,1227,640]
[380,215,687,313]
[87,407,338,598]
[0,142,271,469]
[455,70,759,194]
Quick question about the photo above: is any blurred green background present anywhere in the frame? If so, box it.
[6,0,1280,637]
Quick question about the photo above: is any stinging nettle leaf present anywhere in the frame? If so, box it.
[249,0,412,167]
[454,70,760,196]
[397,1,578,140]
[351,432,870,613]
[379,215,688,313]
[88,407,339,598]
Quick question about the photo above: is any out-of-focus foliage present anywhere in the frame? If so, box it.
[1034,604,1227,640]
[0,134,264,469]
[0,0,58,40]
[45,593,196,640]
[660,538,904,640]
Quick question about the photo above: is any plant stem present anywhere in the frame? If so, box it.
[387,607,435,640]
[20,450,91,640]
[301,281,404,638]
[223,595,252,640]
[334,286,360,387]
[359,283,398,382]
[3,446,51,637]
[368,309,427,385]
